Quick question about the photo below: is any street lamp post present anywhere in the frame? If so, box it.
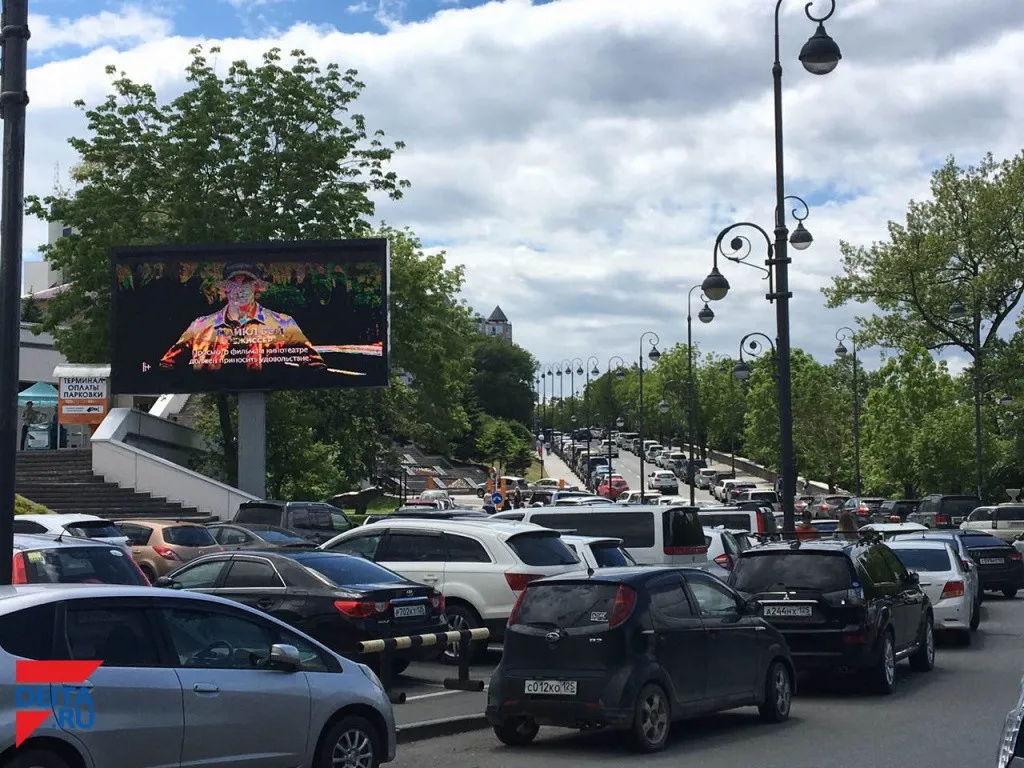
[687,286,715,504]
[544,364,557,444]
[834,327,861,497]
[701,0,840,536]
[606,357,626,497]
[950,300,986,502]
[585,357,600,464]
[638,332,662,503]
[733,333,779,503]
[570,358,583,431]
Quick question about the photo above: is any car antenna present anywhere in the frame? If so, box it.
[587,566,594,576]
[55,528,65,542]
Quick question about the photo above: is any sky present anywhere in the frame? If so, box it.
[19,0,1024,381]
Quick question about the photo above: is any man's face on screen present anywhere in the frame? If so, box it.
[224,273,258,307]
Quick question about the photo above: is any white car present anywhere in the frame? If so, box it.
[703,526,745,580]
[12,514,130,549]
[860,522,929,539]
[318,519,583,659]
[696,468,718,490]
[618,490,661,505]
[887,539,978,643]
[559,535,636,569]
[600,440,619,458]
[647,470,679,493]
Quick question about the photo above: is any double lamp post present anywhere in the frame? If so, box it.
[701,0,842,535]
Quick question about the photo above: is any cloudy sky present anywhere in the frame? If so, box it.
[22,0,1024,382]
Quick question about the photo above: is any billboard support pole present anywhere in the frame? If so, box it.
[237,391,267,499]
[0,0,31,585]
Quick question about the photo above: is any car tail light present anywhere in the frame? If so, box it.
[756,514,766,534]
[505,572,543,592]
[889,515,901,523]
[507,589,527,626]
[857,506,869,515]
[843,631,868,644]
[935,515,949,526]
[430,594,446,612]
[819,504,829,513]
[608,585,637,628]
[714,554,733,570]
[941,581,965,600]
[11,553,27,584]
[153,546,180,561]
[1012,552,1023,562]
[335,600,388,618]
[664,545,708,556]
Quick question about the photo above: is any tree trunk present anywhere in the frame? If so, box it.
[217,393,238,488]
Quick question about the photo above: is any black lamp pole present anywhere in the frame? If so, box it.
[701,1,840,536]
[544,364,557,443]
[687,286,715,505]
[732,333,779,503]
[607,357,626,498]
[585,356,599,464]
[0,0,31,584]
[638,332,661,504]
[834,327,861,497]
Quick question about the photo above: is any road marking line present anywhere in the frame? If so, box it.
[405,684,489,701]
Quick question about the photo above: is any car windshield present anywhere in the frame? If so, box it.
[731,552,854,594]
[286,553,404,585]
[508,533,579,566]
[590,544,633,567]
[163,526,217,547]
[259,529,308,544]
[64,520,125,539]
[890,547,951,572]
[512,583,623,628]
[21,546,147,585]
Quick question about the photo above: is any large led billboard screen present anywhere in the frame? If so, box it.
[110,239,389,395]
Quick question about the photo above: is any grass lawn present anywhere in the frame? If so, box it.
[525,458,545,483]
[365,495,402,513]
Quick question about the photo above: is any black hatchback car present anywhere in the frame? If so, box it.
[957,532,1024,597]
[158,549,447,671]
[487,567,794,752]
[729,538,935,695]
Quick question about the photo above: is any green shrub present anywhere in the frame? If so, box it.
[15,495,51,515]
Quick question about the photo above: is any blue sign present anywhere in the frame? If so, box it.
[491,492,504,505]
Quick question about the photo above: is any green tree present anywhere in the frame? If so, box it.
[476,419,523,477]
[824,153,1024,370]
[20,296,42,324]
[470,337,536,426]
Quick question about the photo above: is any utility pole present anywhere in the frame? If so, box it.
[0,0,30,585]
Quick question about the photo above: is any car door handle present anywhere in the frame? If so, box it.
[62,680,93,689]
[422,575,439,582]
[193,683,220,694]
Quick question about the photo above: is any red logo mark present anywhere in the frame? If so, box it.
[15,660,102,746]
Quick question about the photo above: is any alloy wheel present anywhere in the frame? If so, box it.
[444,612,470,660]
[884,637,895,687]
[774,665,791,716]
[331,727,374,768]
[640,689,668,745]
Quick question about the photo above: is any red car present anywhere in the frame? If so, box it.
[598,476,629,500]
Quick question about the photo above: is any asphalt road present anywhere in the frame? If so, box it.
[389,595,1024,767]
[611,447,721,504]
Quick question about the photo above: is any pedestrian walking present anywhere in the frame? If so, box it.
[802,478,811,494]
[512,487,523,509]
[19,401,35,450]
[795,510,818,541]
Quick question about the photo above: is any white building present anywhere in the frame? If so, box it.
[477,305,512,342]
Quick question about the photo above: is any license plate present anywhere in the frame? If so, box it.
[762,605,813,618]
[525,680,577,696]
[980,558,1004,566]
[393,604,426,618]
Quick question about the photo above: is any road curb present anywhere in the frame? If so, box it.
[397,714,490,744]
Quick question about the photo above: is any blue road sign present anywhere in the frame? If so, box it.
[491,492,504,505]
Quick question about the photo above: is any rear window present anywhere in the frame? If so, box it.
[731,552,854,594]
[700,512,751,531]
[529,512,655,548]
[940,498,980,517]
[507,533,579,566]
[287,554,404,585]
[591,544,633,568]
[513,583,622,628]
[962,534,1009,549]
[663,508,705,550]
[996,506,1024,522]
[21,546,147,585]
[64,520,124,539]
[891,547,951,572]
[235,504,282,525]
[0,603,57,659]
[163,526,217,547]
[749,492,778,503]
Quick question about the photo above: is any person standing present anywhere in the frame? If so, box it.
[795,510,818,541]
[512,487,523,509]
[835,512,859,540]
[20,401,35,450]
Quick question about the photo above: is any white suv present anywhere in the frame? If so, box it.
[319,519,583,660]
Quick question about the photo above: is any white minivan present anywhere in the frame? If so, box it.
[490,504,708,566]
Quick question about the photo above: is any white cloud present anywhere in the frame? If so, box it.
[21,0,1024,369]
[30,5,172,52]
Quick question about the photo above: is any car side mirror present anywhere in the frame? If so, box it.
[154,576,181,589]
[905,571,920,585]
[268,643,302,671]
[744,599,762,616]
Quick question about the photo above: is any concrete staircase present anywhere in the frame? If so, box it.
[16,449,205,520]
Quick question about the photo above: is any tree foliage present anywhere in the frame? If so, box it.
[469,337,536,427]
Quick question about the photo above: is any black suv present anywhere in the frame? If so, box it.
[233,501,353,544]
[729,538,935,695]
[909,494,980,529]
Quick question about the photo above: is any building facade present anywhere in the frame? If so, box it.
[477,305,512,341]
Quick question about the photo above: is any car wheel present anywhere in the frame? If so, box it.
[970,599,981,632]
[757,660,792,723]
[492,716,539,746]
[870,631,896,695]
[1003,588,1018,599]
[5,749,73,768]
[444,603,485,663]
[631,682,671,752]
[138,563,157,583]
[317,715,379,768]
[909,614,935,672]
